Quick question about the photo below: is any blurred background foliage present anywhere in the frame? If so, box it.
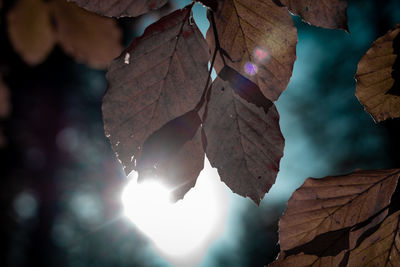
[0,0,399,266]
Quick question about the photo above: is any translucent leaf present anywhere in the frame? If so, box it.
[103,5,210,175]
[203,77,284,204]
[206,0,297,101]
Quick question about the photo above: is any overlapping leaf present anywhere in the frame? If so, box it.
[69,0,168,18]
[279,169,400,251]
[347,210,400,266]
[203,76,284,204]
[7,0,122,68]
[206,0,297,101]
[138,110,204,201]
[103,6,210,176]
[279,0,348,30]
[356,24,400,122]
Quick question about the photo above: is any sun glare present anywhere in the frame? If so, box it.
[121,159,229,263]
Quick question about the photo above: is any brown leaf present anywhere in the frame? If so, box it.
[279,0,348,30]
[138,110,204,201]
[103,5,210,175]
[202,77,284,204]
[69,0,168,17]
[7,0,122,68]
[279,169,400,252]
[7,0,55,65]
[206,0,297,101]
[347,210,400,266]
[356,24,400,122]
[50,0,122,68]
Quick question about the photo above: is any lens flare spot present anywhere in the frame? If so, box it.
[244,62,258,76]
[253,47,270,64]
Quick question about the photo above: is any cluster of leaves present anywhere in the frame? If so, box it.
[83,0,400,264]
[96,0,351,205]
[1,0,400,265]
[72,0,399,203]
[267,22,400,266]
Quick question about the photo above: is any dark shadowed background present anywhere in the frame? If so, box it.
[0,0,399,266]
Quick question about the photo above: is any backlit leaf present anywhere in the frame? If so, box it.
[347,210,400,266]
[138,110,204,201]
[279,0,348,30]
[103,5,210,175]
[279,169,400,251]
[7,0,55,65]
[202,77,284,204]
[50,0,122,68]
[206,0,297,101]
[356,24,400,122]
[7,0,122,68]
[69,0,168,17]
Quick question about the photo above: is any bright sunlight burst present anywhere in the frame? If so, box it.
[121,159,229,264]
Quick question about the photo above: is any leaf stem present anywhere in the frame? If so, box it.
[210,11,226,66]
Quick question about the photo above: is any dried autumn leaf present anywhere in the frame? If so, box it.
[50,0,122,68]
[69,0,168,18]
[103,5,210,175]
[203,77,284,204]
[7,0,55,65]
[138,110,204,201]
[206,0,297,101]
[7,0,122,68]
[279,169,400,252]
[279,0,348,30]
[347,210,400,266]
[356,24,400,122]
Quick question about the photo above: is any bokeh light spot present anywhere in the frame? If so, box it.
[253,47,270,63]
[13,191,38,220]
[244,62,258,76]
[69,191,103,227]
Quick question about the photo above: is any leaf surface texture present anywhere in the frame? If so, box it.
[203,77,284,204]
[206,0,297,101]
[103,6,210,175]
